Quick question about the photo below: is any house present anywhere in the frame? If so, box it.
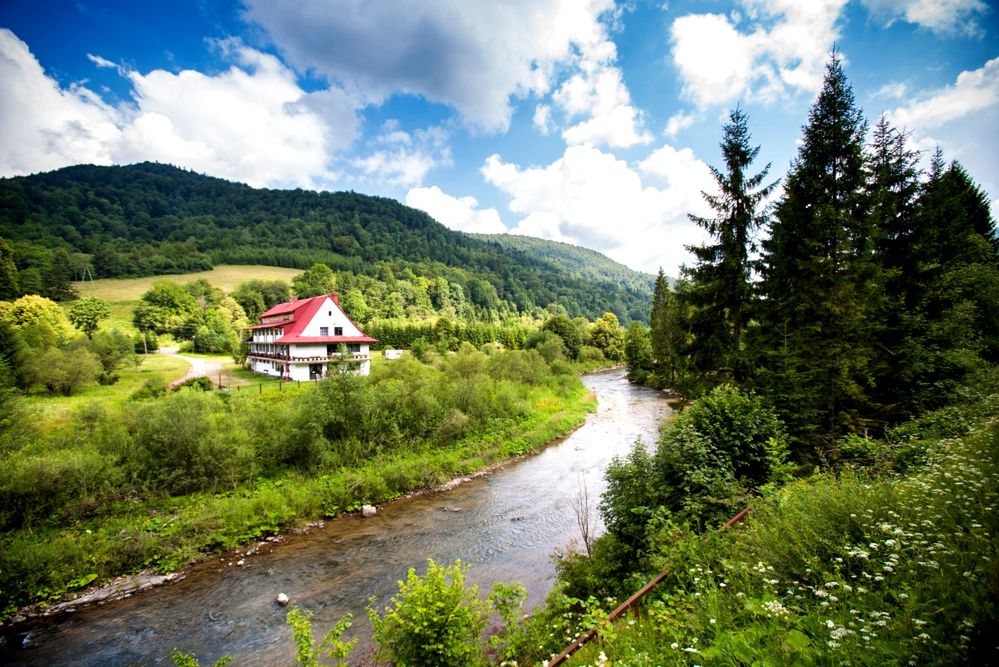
[246,293,377,380]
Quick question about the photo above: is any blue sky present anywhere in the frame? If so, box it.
[1,1,997,275]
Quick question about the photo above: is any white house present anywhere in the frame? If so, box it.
[246,293,377,380]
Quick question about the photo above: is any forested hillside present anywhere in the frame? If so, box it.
[0,163,651,322]
[472,233,654,294]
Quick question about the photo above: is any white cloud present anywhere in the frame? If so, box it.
[0,29,122,175]
[888,57,999,130]
[665,111,697,137]
[243,0,622,133]
[533,105,554,134]
[351,126,451,187]
[670,0,846,108]
[873,81,908,99]
[859,0,990,37]
[555,67,652,148]
[0,30,361,188]
[482,144,715,274]
[405,186,507,234]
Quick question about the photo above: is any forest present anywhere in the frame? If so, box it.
[0,163,652,323]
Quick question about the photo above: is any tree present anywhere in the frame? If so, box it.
[624,321,653,380]
[753,52,876,451]
[21,346,102,395]
[292,263,336,298]
[132,281,199,336]
[541,315,583,360]
[69,297,111,338]
[683,108,777,389]
[0,238,18,300]
[43,248,78,301]
[588,311,625,361]
[648,271,688,388]
[0,294,72,339]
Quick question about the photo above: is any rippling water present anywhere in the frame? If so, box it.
[2,369,670,665]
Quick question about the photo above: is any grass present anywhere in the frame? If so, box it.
[546,399,999,666]
[21,353,190,416]
[1,374,597,620]
[72,265,302,303]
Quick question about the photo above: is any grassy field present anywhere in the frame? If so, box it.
[65,264,302,335]
[72,265,302,303]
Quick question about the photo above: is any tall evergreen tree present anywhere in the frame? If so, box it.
[683,108,777,390]
[867,116,922,419]
[753,52,876,450]
[649,270,688,389]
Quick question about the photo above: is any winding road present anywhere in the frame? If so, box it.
[158,347,224,388]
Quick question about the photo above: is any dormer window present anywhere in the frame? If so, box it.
[319,327,329,336]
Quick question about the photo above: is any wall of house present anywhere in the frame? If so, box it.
[300,297,364,336]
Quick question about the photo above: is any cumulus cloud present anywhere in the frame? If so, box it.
[405,186,507,234]
[0,29,122,175]
[888,57,999,130]
[243,0,649,143]
[0,29,360,188]
[859,0,990,37]
[351,126,452,188]
[482,144,715,274]
[670,0,846,108]
[555,67,652,148]
[665,111,697,137]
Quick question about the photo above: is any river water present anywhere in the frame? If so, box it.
[3,370,670,666]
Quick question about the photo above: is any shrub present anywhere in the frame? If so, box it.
[369,559,489,667]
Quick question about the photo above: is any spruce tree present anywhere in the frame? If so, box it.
[649,270,687,388]
[867,116,922,420]
[683,108,777,391]
[753,52,876,450]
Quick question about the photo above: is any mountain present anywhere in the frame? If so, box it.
[472,233,654,294]
[0,162,652,321]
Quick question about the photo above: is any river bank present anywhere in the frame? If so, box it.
[1,369,670,666]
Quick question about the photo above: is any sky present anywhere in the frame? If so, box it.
[1,1,997,276]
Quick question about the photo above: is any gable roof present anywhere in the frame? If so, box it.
[253,293,377,344]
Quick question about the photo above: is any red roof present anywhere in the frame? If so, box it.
[251,294,377,344]
[278,335,379,344]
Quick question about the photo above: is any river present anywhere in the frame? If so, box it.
[2,369,670,665]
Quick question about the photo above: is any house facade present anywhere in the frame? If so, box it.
[246,293,377,380]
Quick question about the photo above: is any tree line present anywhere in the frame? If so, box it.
[0,163,651,322]
[628,53,998,457]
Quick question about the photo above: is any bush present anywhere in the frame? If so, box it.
[656,385,788,527]
[369,559,489,667]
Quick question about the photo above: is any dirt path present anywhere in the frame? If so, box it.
[159,347,224,389]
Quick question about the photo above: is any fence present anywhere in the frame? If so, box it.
[546,507,751,667]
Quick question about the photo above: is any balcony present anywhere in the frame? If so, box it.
[247,351,370,363]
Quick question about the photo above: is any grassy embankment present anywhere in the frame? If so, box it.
[2,348,597,620]
[529,384,999,666]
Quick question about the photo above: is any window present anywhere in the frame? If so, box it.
[334,327,343,336]
[319,327,328,336]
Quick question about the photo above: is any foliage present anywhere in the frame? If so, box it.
[648,271,688,389]
[68,297,111,338]
[285,607,356,667]
[0,294,72,339]
[0,348,593,616]
[683,108,776,391]
[292,263,337,298]
[369,559,522,667]
[0,163,651,321]
[542,315,584,360]
[20,345,102,395]
[588,311,625,361]
[169,650,233,667]
[753,52,877,453]
[624,321,653,381]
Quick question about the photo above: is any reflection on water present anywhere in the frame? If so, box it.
[2,370,670,666]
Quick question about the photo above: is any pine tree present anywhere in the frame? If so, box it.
[649,270,688,389]
[683,108,777,391]
[753,52,876,450]
[867,116,922,420]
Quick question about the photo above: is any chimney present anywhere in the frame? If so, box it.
[331,291,339,305]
